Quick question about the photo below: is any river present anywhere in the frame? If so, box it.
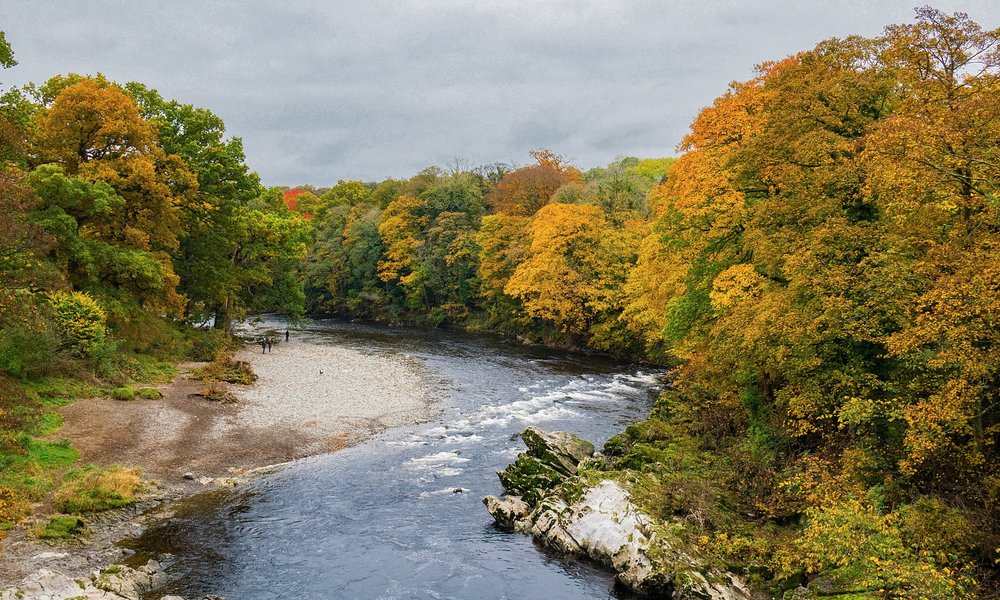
[127,318,662,599]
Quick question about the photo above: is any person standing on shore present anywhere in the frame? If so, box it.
[260,339,266,354]
[285,329,289,342]
[266,338,272,353]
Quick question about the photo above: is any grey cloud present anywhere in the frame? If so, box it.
[4,0,999,184]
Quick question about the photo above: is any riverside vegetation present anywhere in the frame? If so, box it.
[0,7,998,599]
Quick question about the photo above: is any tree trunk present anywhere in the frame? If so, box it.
[213,296,232,331]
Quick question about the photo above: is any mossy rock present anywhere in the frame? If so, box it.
[497,455,564,505]
[35,515,86,539]
[521,427,594,475]
[109,387,136,401]
[136,387,162,400]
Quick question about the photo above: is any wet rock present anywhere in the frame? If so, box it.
[494,427,596,506]
[0,569,84,600]
[497,455,563,504]
[483,495,530,530]
[520,426,594,475]
[527,481,654,589]
[1,559,171,600]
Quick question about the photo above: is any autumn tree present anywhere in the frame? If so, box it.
[505,202,619,338]
[485,150,582,216]
[31,79,195,313]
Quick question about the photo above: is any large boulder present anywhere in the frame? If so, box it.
[520,427,595,475]
[494,427,596,506]
[497,455,564,504]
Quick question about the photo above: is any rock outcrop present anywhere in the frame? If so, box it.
[484,427,751,599]
[0,559,221,600]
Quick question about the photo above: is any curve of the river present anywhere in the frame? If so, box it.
[129,318,662,599]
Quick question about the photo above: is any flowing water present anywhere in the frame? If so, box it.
[129,318,662,599]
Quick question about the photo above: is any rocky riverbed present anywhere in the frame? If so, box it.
[484,427,751,599]
[0,559,221,600]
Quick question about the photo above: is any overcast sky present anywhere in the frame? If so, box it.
[3,1,998,186]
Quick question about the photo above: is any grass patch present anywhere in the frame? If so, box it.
[21,377,100,409]
[30,411,64,436]
[0,438,81,502]
[27,438,79,469]
[33,514,86,539]
[53,465,143,513]
[113,352,175,384]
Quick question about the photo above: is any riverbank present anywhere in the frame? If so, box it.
[0,331,436,588]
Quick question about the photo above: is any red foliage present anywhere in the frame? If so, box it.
[283,188,307,211]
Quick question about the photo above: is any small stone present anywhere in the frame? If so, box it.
[182,472,196,480]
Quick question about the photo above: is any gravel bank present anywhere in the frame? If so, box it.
[234,335,433,438]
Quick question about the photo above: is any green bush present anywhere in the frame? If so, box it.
[104,304,190,360]
[88,336,119,379]
[187,328,232,362]
[47,292,107,358]
[0,325,58,378]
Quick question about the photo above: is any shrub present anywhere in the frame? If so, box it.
[47,292,107,358]
[104,304,190,360]
[0,325,58,378]
[88,336,119,379]
[187,328,232,362]
[53,465,143,513]
[0,376,37,445]
[0,486,30,529]
[101,352,174,385]
[786,498,974,598]
[193,353,256,385]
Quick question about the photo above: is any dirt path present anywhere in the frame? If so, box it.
[0,334,436,586]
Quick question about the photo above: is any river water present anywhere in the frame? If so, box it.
[129,319,662,599]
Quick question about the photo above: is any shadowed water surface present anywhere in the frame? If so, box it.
[129,318,662,599]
